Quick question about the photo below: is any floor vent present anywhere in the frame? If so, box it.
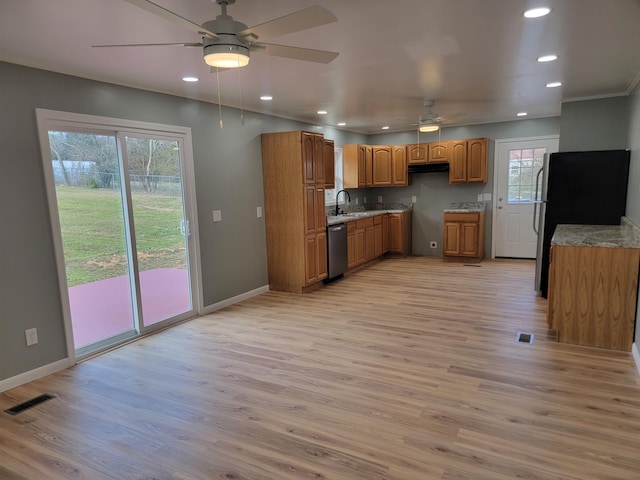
[516,332,534,344]
[4,394,55,416]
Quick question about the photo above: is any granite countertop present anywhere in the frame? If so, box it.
[444,202,486,213]
[551,223,640,249]
[327,205,411,225]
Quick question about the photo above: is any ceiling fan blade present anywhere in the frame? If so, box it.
[93,42,202,48]
[239,5,337,41]
[121,0,218,39]
[253,43,338,64]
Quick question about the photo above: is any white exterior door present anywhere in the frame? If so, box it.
[494,136,559,258]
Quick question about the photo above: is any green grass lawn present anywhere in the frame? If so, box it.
[56,186,186,287]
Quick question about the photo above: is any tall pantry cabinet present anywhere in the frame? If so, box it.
[261,131,327,293]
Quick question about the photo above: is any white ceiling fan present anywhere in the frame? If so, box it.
[417,99,443,132]
[93,0,339,69]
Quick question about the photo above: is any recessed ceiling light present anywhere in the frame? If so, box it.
[381,126,390,130]
[517,112,528,117]
[338,122,346,126]
[524,7,551,18]
[260,95,273,101]
[546,81,562,88]
[317,110,328,115]
[537,54,558,62]
[182,76,199,82]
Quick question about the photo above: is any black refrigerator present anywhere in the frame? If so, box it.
[535,150,630,298]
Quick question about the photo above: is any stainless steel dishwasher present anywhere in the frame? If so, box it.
[326,223,348,282]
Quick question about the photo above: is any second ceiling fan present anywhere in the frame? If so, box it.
[94,0,339,68]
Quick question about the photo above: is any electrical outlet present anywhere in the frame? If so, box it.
[212,210,222,222]
[430,241,438,249]
[364,197,367,203]
[355,197,359,205]
[378,195,382,203]
[477,193,483,201]
[256,206,263,218]
[483,193,492,201]
[412,195,417,203]
[25,328,38,346]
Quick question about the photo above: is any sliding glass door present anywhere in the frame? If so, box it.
[38,110,199,359]
[124,135,192,326]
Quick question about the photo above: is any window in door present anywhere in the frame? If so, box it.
[507,148,546,203]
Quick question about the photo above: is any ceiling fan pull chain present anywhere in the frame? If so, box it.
[216,67,223,129]
[237,60,244,126]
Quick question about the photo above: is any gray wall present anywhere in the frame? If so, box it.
[0,61,365,382]
[559,96,630,151]
[354,118,561,256]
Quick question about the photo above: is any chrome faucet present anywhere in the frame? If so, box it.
[335,189,351,216]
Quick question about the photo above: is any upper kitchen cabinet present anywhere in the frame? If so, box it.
[391,145,408,186]
[346,144,407,188]
[343,144,373,188]
[407,142,450,165]
[372,146,392,186]
[261,130,327,293]
[323,139,335,189]
[449,138,488,184]
[428,142,450,163]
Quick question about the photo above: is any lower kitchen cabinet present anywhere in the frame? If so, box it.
[388,211,412,256]
[304,232,327,285]
[443,211,485,262]
[346,212,410,269]
[547,244,639,351]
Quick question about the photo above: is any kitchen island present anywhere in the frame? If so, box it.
[547,220,640,351]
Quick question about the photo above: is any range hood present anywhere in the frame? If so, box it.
[408,163,450,174]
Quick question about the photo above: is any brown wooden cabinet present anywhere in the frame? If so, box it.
[343,144,373,188]
[449,138,488,184]
[407,144,427,165]
[443,211,485,262]
[388,211,412,256]
[372,146,392,186]
[261,130,328,293]
[428,141,450,163]
[547,244,640,351]
[323,139,335,189]
[391,145,408,186]
[347,221,356,269]
[346,212,407,269]
[382,214,389,253]
[374,215,383,257]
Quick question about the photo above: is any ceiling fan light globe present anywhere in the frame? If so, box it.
[204,44,250,68]
[419,124,440,133]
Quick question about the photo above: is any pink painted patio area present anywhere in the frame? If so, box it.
[68,268,191,348]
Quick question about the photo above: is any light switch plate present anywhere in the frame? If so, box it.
[257,206,263,218]
[477,193,483,201]
[212,210,222,222]
[483,193,492,201]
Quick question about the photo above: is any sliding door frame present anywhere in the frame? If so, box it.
[36,109,203,364]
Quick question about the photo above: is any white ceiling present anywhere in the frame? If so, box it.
[2,0,640,134]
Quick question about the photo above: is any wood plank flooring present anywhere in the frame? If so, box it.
[1,257,640,479]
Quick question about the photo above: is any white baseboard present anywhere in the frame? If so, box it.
[633,343,640,378]
[0,358,70,393]
[201,284,269,315]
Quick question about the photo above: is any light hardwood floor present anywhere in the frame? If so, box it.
[2,257,640,479]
